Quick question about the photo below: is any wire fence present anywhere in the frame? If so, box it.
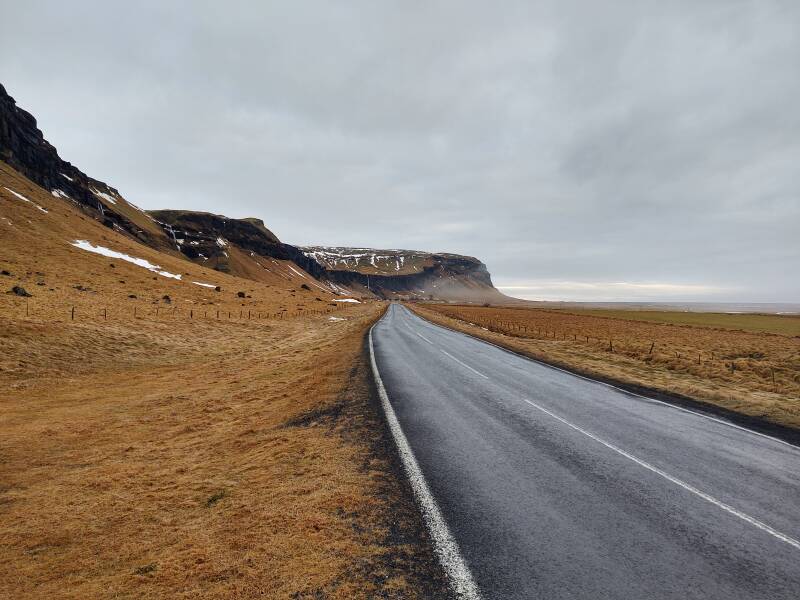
[421,306,798,395]
[5,296,358,324]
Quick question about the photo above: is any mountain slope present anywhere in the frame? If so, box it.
[0,83,175,253]
[0,161,344,319]
[0,83,354,302]
[0,82,451,599]
[0,160,450,598]
[1,79,505,305]
[146,209,338,291]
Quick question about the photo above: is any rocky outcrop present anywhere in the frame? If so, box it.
[147,210,327,278]
[0,83,173,251]
[301,247,503,301]
[1,81,504,303]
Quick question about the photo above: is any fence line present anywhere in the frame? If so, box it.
[7,297,354,326]
[427,307,792,393]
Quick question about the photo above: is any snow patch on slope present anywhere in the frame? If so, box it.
[91,187,117,205]
[3,187,48,213]
[71,240,182,280]
[286,264,308,279]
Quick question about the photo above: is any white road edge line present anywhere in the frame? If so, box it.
[518,394,800,551]
[441,349,490,379]
[403,306,799,452]
[370,320,483,600]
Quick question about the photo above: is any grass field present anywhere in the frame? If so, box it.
[0,164,448,598]
[0,302,456,599]
[554,308,800,336]
[412,303,800,431]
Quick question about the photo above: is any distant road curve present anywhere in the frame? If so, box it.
[370,304,800,600]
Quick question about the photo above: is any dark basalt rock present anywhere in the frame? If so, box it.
[1,81,503,303]
[9,285,31,297]
[146,209,328,280]
[0,83,167,249]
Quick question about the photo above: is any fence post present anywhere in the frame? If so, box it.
[26,298,29,317]
[71,306,75,320]
[103,308,107,320]
[190,310,193,319]
[649,341,655,354]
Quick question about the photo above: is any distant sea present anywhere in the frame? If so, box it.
[547,302,800,315]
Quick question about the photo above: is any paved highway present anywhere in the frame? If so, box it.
[370,304,800,599]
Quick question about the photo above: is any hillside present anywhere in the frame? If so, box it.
[0,85,449,598]
[145,209,347,295]
[1,82,505,304]
[0,83,176,253]
[302,246,506,301]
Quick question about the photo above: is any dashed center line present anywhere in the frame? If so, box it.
[516,394,800,550]
[416,331,434,344]
[440,349,490,379]
[397,306,800,552]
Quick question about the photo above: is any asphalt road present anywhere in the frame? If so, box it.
[370,304,800,600]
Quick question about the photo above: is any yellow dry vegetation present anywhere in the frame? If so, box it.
[555,308,800,336]
[0,165,447,598]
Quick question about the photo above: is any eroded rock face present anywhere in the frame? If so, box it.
[1,82,504,303]
[301,246,503,302]
[0,83,173,251]
[146,209,326,278]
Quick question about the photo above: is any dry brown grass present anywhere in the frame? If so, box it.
[0,160,352,326]
[0,164,448,598]
[1,309,446,598]
[412,303,800,431]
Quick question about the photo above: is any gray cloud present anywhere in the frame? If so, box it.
[1,0,798,301]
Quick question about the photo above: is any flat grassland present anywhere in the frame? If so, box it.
[412,303,800,431]
[0,303,451,599]
[554,308,800,336]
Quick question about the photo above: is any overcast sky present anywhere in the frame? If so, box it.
[1,1,798,302]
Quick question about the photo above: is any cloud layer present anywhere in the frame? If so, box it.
[1,1,798,301]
